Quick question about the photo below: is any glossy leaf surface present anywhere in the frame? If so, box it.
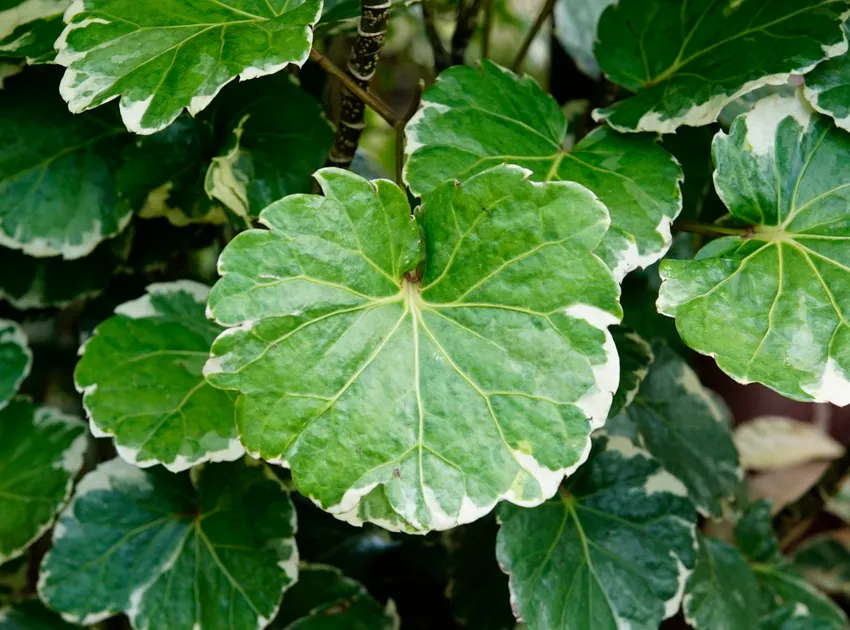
[205,166,621,533]
[805,25,850,132]
[56,0,323,134]
[594,0,848,132]
[39,458,298,629]
[75,281,242,472]
[404,60,683,279]
[0,399,86,563]
[659,92,850,405]
[0,0,69,63]
[496,435,697,630]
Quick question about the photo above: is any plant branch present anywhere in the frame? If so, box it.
[774,449,850,550]
[423,0,450,72]
[311,49,398,127]
[322,0,393,169]
[450,0,485,66]
[673,220,754,238]
[511,0,556,72]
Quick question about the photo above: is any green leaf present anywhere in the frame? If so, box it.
[736,501,848,630]
[205,165,622,532]
[593,0,848,133]
[445,517,514,630]
[0,599,80,630]
[805,24,850,132]
[793,532,850,597]
[610,345,741,518]
[0,234,130,309]
[0,68,129,259]
[659,92,850,405]
[683,534,761,630]
[272,564,398,629]
[552,0,615,79]
[203,74,334,220]
[608,327,652,419]
[403,60,683,279]
[496,435,697,630]
[0,320,31,410]
[75,281,242,472]
[0,0,69,63]
[762,605,839,630]
[39,458,298,629]
[0,399,86,563]
[56,0,323,135]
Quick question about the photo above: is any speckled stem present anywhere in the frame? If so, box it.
[327,0,391,168]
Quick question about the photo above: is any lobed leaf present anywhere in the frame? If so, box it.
[496,435,697,630]
[593,0,848,133]
[39,458,298,630]
[659,92,850,405]
[0,399,86,563]
[205,165,622,533]
[75,280,243,472]
[55,0,323,134]
[404,60,683,279]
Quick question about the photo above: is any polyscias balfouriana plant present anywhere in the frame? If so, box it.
[2,0,850,628]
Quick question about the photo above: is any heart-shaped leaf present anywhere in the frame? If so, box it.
[205,165,622,533]
[593,0,848,133]
[403,60,683,279]
[496,435,697,630]
[56,0,323,134]
[39,458,298,630]
[75,281,243,472]
[0,399,86,563]
[0,320,31,410]
[659,92,850,405]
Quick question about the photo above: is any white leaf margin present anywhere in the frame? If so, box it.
[76,280,245,473]
[0,319,33,410]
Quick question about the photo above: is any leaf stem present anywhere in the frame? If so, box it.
[481,0,494,58]
[673,220,754,238]
[511,0,556,72]
[774,449,850,550]
[423,0,450,72]
[450,0,485,66]
[395,79,424,187]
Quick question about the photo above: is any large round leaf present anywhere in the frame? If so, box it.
[593,0,848,133]
[659,92,850,405]
[38,458,298,629]
[75,281,242,472]
[0,399,86,563]
[0,320,30,410]
[205,165,622,533]
[496,435,697,630]
[404,60,683,279]
[56,0,323,134]
[0,68,130,259]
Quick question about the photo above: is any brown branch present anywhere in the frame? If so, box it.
[511,0,556,72]
[324,0,393,169]
[775,449,850,549]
